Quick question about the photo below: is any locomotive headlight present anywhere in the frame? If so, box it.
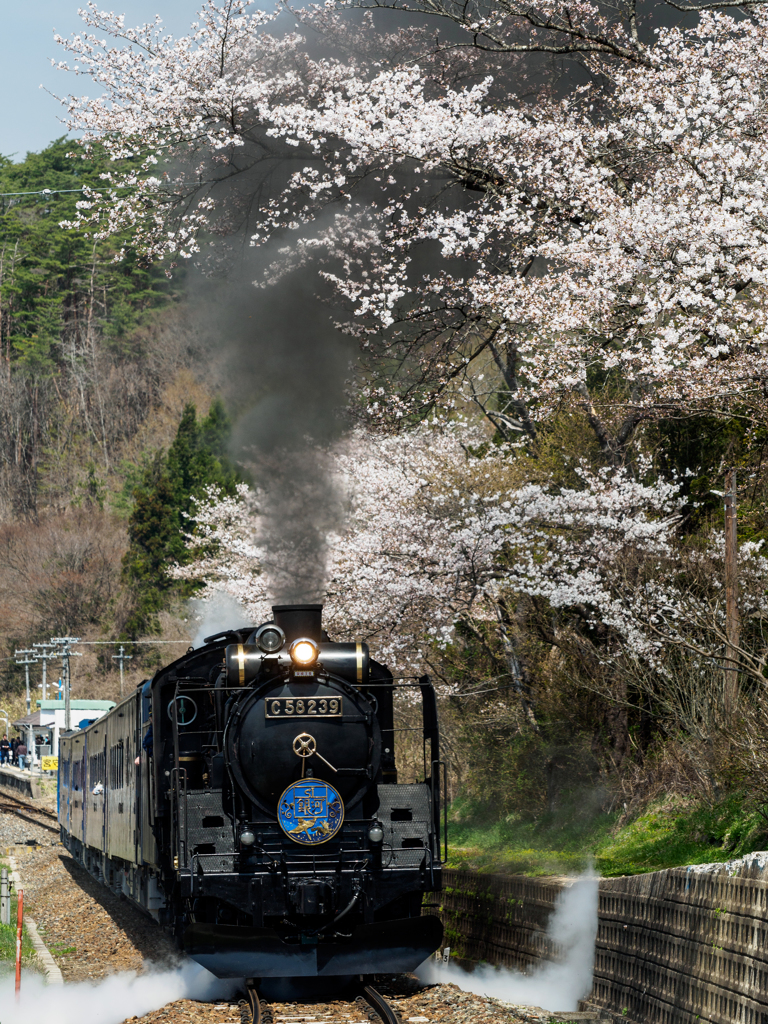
[240,830,256,847]
[368,822,384,845]
[255,624,285,653]
[290,638,319,667]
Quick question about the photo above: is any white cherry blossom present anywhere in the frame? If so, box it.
[54,5,768,442]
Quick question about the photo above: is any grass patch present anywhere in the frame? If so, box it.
[0,895,37,976]
[596,792,768,876]
[447,792,618,875]
[36,777,58,799]
[446,790,768,877]
[45,941,76,956]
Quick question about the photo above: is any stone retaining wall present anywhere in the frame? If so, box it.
[590,858,768,1024]
[0,766,42,799]
[440,854,768,1024]
[439,869,569,971]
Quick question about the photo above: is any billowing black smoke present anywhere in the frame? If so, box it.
[191,247,350,604]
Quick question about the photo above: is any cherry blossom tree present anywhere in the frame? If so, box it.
[53,3,768,456]
[171,421,768,772]
[172,424,680,665]
[268,10,768,447]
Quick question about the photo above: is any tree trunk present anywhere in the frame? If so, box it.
[724,468,739,718]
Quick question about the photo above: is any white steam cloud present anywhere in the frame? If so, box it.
[418,873,598,1012]
[189,592,251,648]
[0,961,238,1024]
[0,880,596,1021]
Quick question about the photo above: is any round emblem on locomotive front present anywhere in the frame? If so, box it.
[277,779,344,845]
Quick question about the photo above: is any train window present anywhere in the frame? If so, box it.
[89,750,106,791]
[391,808,413,821]
[109,744,124,789]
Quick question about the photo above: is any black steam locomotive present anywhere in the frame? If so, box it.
[58,605,445,978]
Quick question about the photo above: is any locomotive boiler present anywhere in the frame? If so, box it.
[58,604,445,978]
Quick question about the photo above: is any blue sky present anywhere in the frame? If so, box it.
[1,2,198,159]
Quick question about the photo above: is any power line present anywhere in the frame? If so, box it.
[0,643,185,664]
[0,185,138,199]
[0,187,85,197]
[75,639,191,645]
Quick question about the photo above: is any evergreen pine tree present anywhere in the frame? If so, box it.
[122,402,240,636]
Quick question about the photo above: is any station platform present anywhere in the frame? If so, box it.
[0,764,44,799]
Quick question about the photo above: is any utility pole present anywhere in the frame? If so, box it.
[33,642,58,701]
[0,868,8,926]
[14,650,37,717]
[724,469,740,717]
[14,650,37,770]
[112,645,132,698]
[51,637,81,733]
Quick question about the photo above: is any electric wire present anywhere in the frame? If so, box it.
[0,188,85,197]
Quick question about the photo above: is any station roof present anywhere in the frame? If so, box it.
[13,710,53,728]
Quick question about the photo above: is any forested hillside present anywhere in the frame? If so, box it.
[0,141,177,513]
[0,140,234,712]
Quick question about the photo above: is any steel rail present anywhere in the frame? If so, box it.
[0,797,60,835]
[243,984,273,1024]
[361,984,402,1024]
[0,792,58,820]
[241,981,400,1024]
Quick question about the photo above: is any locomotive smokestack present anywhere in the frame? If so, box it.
[272,604,323,643]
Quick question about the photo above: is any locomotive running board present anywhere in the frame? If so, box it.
[183,915,443,978]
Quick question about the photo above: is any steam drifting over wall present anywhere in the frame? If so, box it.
[439,856,768,1023]
[424,872,598,1012]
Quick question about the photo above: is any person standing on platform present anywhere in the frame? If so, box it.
[0,735,8,764]
[16,740,27,770]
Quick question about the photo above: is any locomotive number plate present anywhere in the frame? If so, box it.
[265,697,343,718]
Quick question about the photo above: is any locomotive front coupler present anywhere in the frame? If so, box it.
[298,868,367,939]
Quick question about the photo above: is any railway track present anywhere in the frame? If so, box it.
[0,793,60,836]
[242,982,401,1024]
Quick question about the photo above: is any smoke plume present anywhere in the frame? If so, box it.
[418,873,599,1012]
[189,591,252,647]
[0,961,237,1024]
[192,240,351,605]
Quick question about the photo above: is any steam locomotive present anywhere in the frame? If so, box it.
[58,605,445,978]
